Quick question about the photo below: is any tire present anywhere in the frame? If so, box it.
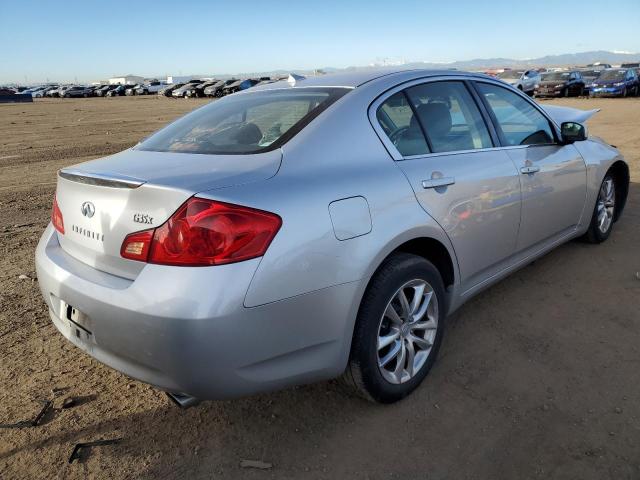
[83,93,88,98]
[344,253,446,403]
[563,88,569,98]
[622,88,628,98]
[583,174,616,244]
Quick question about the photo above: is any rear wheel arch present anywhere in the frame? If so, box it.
[392,237,455,290]
[361,236,457,314]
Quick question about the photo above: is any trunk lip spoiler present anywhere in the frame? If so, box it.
[58,169,146,189]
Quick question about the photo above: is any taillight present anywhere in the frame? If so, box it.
[51,195,65,234]
[120,198,281,266]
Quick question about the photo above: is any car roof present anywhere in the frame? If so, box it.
[252,68,493,91]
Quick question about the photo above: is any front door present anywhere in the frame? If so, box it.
[474,81,587,252]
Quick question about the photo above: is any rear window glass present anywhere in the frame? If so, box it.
[137,88,348,154]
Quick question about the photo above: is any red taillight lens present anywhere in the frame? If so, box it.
[121,198,281,266]
[51,195,65,234]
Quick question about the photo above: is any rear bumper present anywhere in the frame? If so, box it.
[35,224,361,399]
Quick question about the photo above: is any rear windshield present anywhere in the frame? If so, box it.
[136,87,348,154]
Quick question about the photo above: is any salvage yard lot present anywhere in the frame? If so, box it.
[1,95,639,479]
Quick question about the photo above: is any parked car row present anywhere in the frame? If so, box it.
[535,67,640,98]
[11,76,283,100]
[10,65,640,101]
[156,77,281,98]
[492,65,640,98]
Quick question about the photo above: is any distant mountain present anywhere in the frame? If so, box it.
[151,51,640,84]
[434,50,640,69]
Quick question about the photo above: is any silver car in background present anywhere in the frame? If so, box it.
[496,69,540,95]
[36,69,629,404]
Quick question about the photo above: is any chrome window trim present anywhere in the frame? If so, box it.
[368,75,563,162]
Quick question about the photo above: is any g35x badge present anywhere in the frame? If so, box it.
[133,213,153,225]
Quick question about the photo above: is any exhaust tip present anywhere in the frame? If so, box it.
[165,392,201,409]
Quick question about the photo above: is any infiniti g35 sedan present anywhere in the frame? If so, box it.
[36,69,629,404]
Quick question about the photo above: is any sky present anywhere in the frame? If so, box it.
[1,0,639,84]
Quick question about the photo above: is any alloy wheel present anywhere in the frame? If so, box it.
[377,279,438,384]
[597,177,615,234]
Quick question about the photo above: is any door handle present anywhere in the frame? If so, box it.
[422,177,456,189]
[520,166,540,174]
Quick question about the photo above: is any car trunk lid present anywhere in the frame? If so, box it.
[54,148,281,279]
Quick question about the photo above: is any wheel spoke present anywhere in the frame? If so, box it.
[398,290,411,319]
[409,283,426,315]
[405,339,415,377]
[379,341,402,368]
[605,181,615,203]
[392,342,406,382]
[409,334,432,350]
[385,303,403,325]
[378,331,400,350]
[412,318,437,331]
[413,291,432,322]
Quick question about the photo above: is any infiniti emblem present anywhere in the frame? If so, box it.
[81,201,95,218]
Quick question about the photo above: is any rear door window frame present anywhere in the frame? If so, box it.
[369,76,501,161]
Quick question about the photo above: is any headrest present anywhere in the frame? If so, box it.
[234,123,262,145]
[415,102,452,137]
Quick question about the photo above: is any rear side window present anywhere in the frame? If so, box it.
[405,81,493,153]
[137,88,348,154]
[476,83,555,146]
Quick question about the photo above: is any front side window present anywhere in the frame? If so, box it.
[476,83,555,146]
[405,81,493,153]
[137,88,347,154]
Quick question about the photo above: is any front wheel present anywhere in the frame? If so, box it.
[584,175,616,243]
[344,253,445,403]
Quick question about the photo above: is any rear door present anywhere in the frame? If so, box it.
[372,79,522,287]
[473,81,587,252]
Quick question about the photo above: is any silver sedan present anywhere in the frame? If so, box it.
[36,69,629,405]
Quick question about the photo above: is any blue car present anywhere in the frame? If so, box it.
[590,68,639,97]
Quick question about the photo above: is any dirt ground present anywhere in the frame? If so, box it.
[0,95,639,479]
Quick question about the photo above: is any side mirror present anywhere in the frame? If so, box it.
[561,122,586,144]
